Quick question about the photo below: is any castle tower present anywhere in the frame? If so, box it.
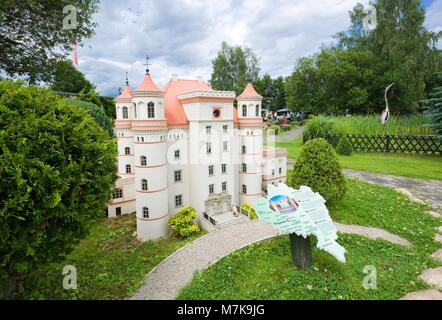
[115,75,134,179]
[237,80,264,206]
[132,63,169,240]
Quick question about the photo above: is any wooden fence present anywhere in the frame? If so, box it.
[303,133,441,155]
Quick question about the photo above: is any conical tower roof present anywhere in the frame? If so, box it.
[238,81,262,100]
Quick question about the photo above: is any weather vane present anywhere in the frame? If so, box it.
[125,71,129,86]
[144,56,150,74]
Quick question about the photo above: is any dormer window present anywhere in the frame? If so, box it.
[147,102,155,118]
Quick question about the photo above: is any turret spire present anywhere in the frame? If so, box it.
[125,71,129,86]
[144,56,150,74]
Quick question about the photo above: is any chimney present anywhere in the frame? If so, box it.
[171,74,178,81]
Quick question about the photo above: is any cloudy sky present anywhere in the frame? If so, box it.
[75,0,442,97]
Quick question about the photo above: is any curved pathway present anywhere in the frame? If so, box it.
[276,126,304,142]
[131,220,411,300]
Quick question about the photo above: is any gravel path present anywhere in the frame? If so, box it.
[131,220,412,300]
[276,126,304,142]
[343,169,442,209]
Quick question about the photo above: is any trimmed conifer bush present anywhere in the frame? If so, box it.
[168,206,200,238]
[291,138,347,202]
[336,135,353,156]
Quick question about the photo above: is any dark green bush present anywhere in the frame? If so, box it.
[69,99,114,136]
[168,206,200,238]
[291,138,347,202]
[0,81,117,295]
[336,135,353,156]
[424,73,442,141]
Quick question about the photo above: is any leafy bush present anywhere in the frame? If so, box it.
[241,203,258,220]
[336,135,353,156]
[0,81,117,294]
[281,124,292,131]
[303,116,346,146]
[168,206,200,238]
[291,138,347,202]
[69,99,113,136]
[424,73,442,141]
[270,124,280,135]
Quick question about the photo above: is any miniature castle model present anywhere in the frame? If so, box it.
[108,64,287,241]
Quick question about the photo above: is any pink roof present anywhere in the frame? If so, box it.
[135,74,163,92]
[163,79,213,126]
[238,81,262,99]
[116,84,132,100]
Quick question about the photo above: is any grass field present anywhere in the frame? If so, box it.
[178,179,441,300]
[21,214,205,300]
[276,138,442,180]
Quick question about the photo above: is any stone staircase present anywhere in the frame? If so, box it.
[202,211,249,230]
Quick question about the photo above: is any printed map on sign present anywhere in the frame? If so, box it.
[254,183,346,263]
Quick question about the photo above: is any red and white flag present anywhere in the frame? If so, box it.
[72,41,78,66]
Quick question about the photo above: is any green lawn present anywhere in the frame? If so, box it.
[178,179,441,300]
[276,138,442,180]
[21,214,205,300]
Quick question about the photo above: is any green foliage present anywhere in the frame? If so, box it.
[50,60,94,94]
[69,99,113,136]
[78,90,116,120]
[241,204,258,220]
[303,116,346,146]
[270,124,280,135]
[336,136,353,156]
[424,73,442,141]
[254,74,286,112]
[291,138,347,202]
[0,1,99,83]
[210,41,260,95]
[0,81,117,293]
[168,207,200,238]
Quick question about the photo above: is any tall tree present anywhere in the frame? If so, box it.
[210,41,260,95]
[51,60,94,94]
[336,0,442,113]
[255,74,286,112]
[0,0,99,84]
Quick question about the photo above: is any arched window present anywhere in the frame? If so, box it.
[242,184,247,194]
[142,207,149,218]
[125,147,130,155]
[255,104,260,117]
[122,106,129,119]
[147,102,155,118]
[141,179,148,191]
[140,156,147,166]
[126,164,131,174]
[242,104,247,117]
[133,103,137,118]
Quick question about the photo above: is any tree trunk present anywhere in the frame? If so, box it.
[289,233,313,269]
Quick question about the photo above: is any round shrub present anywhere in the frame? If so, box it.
[336,135,353,156]
[168,206,200,238]
[291,138,347,202]
[69,99,113,136]
[0,81,117,292]
[241,203,258,220]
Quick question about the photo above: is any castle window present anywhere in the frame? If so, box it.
[206,125,211,135]
[208,165,214,176]
[255,104,260,117]
[206,143,212,154]
[174,150,180,159]
[223,141,228,152]
[175,195,183,207]
[242,145,246,154]
[133,103,137,118]
[242,185,247,194]
[222,182,227,192]
[122,106,129,119]
[272,169,275,176]
[174,170,182,182]
[141,179,148,191]
[126,164,132,174]
[140,156,147,166]
[223,125,228,133]
[221,164,227,174]
[147,102,155,118]
[142,207,149,219]
[209,184,214,195]
[279,167,282,174]
[242,163,247,173]
[125,147,130,155]
[112,188,123,199]
[242,104,247,117]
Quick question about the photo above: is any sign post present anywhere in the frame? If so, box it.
[289,233,313,269]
